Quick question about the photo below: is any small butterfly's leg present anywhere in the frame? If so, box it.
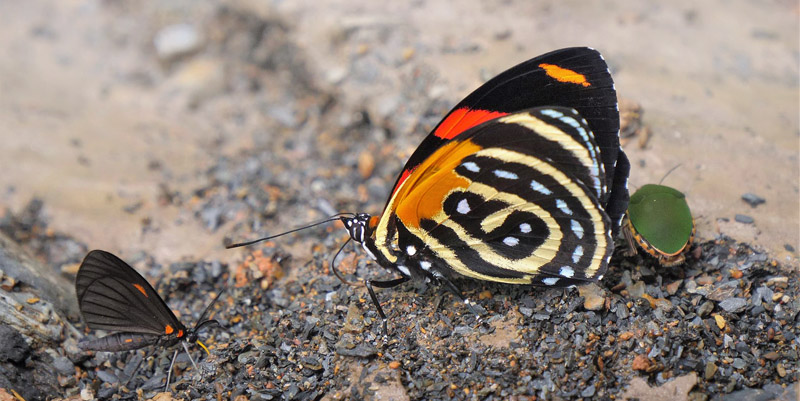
[164,349,179,393]
[365,276,410,336]
[436,276,481,318]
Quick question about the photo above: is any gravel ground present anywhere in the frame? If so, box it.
[0,2,796,401]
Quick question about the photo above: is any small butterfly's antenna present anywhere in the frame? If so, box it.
[330,238,364,287]
[659,164,682,185]
[225,213,356,249]
[195,289,226,327]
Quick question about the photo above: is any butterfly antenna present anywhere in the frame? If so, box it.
[195,289,226,327]
[226,213,356,249]
[659,164,683,185]
[330,238,364,287]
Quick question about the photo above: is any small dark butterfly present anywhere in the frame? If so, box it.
[76,250,223,391]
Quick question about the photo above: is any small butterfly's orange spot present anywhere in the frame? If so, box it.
[125,338,133,343]
[539,63,591,87]
[177,329,184,338]
[133,283,148,297]
[165,324,174,335]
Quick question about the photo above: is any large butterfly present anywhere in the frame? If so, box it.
[229,47,630,332]
[76,250,223,391]
[338,47,630,325]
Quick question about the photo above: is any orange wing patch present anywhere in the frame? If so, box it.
[539,63,591,87]
[165,324,174,335]
[394,140,483,228]
[133,283,148,297]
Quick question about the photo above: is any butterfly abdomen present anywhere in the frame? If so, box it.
[79,332,161,352]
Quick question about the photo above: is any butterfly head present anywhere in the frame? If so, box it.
[340,213,374,244]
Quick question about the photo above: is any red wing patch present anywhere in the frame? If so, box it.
[392,108,506,196]
[391,168,414,197]
[539,63,591,87]
[433,108,508,140]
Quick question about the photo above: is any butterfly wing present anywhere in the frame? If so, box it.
[378,107,613,286]
[75,250,185,336]
[391,48,621,203]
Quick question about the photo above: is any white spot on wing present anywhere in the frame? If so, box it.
[503,237,519,247]
[572,245,584,264]
[519,223,531,233]
[406,245,416,256]
[457,199,470,214]
[531,180,552,195]
[420,261,432,271]
[494,170,518,180]
[543,277,559,286]
[571,220,584,239]
[559,266,575,278]
[397,265,411,276]
[462,161,480,172]
[540,109,564,118]
[556,199,573,215]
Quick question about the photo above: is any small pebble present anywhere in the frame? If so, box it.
[632,355,651,371]
[697,301,714,317]
[96,369,119,384]
[714,314,726,329]
[579,283,605,311]
[741,193,765,207]
[581,384,596,398]
[53,356,74,376]
[153,23,203,61]
[705,362,718,380]
[735,214,754,224]
[719,297,747,313]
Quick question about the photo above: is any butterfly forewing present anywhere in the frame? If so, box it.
[378,107,612,286]
[391,48,620,199]
[76,250,184,336]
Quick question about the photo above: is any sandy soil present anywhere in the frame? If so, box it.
[0,0,797,268]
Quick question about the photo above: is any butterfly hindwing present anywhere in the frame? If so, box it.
[383,107,612,285]
[76,250,184,336]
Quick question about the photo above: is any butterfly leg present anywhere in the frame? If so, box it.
[365,276,410,336]
[436,276,481,318]
[164,349,179,393]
